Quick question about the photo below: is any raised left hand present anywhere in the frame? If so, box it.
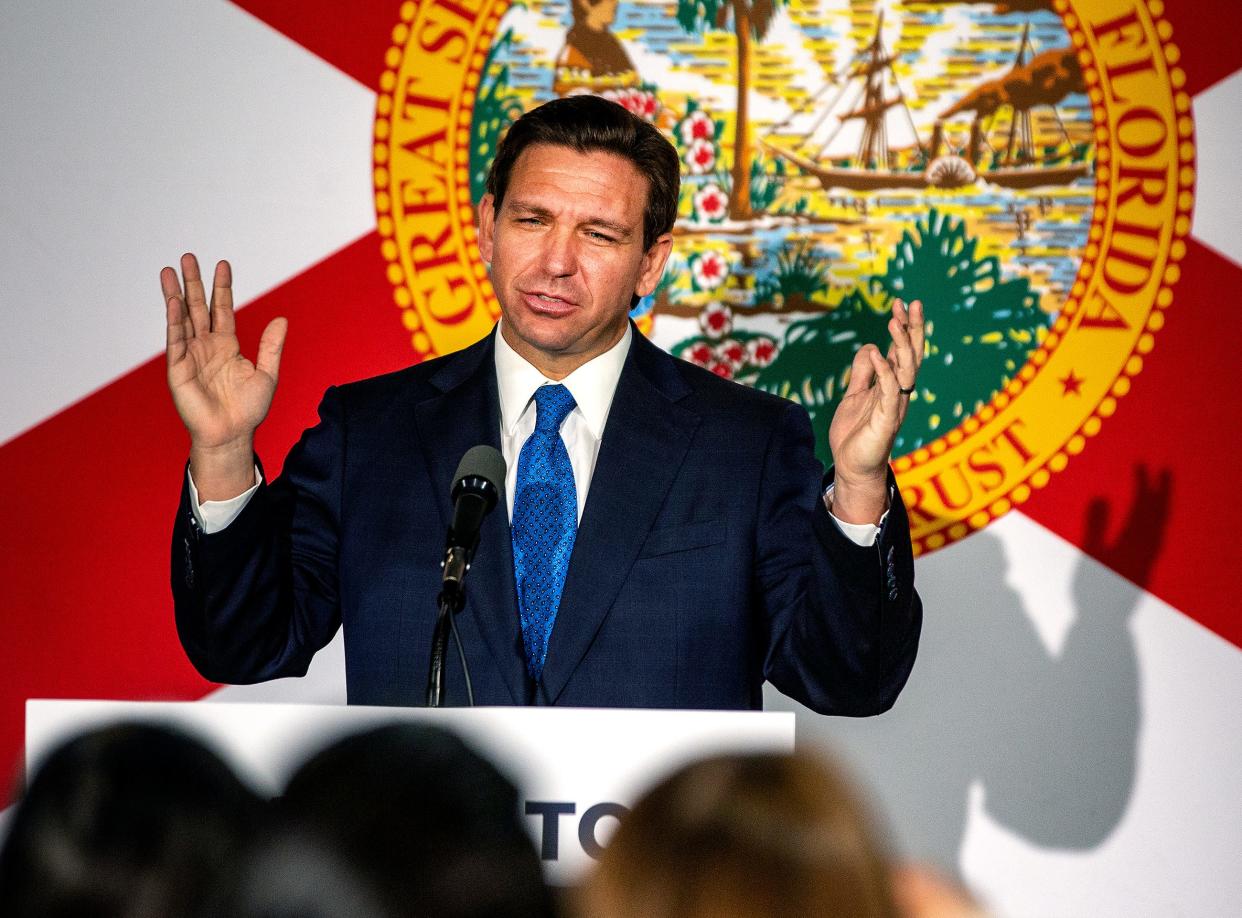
[827,298,924,523]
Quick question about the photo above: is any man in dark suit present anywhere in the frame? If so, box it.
[166,96,924,712]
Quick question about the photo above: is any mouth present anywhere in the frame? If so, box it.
[520,290,578,317]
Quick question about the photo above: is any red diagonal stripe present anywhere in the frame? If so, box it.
[1023,238,1241,649]
[1163,1,1242,97]
[229,0,399,92]
[0,232,413,799]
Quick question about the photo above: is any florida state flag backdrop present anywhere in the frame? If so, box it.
[2,1,1239,913]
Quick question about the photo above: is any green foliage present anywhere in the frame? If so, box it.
[469,30,523,204]
[752,289,890,462]
[677,0,785,39]
[753,209,1050,465]
[775,195,811,216]
[753,241,830,303]
[677,0,727,34]
[749,157,786,213]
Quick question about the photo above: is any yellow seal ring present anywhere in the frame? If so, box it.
[375,0,511,361]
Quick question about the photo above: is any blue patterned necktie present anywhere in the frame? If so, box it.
[512,384,578,683]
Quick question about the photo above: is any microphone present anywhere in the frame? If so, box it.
[428,445,505,707]
[441,445,506,594]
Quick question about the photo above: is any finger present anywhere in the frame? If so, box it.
[181,253,211,338]
[255,317,288,382]
[160,264,184,304]
[165,295,189,367]
[844,344,879,397]
[867,346,910,427]
[906,299,926,371]
[209,260,235,335]
[162,264,195,353]
[869,345,900,401]
[887,310,915,381]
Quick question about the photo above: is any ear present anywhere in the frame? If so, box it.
[635,232,674,298]
[477,193,496,264]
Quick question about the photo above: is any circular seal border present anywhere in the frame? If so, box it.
[374,0,1193,557]
[374,0,511,361]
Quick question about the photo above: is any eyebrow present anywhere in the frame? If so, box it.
[505,200,635,240]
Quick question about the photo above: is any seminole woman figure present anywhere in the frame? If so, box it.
[554,0,638,95]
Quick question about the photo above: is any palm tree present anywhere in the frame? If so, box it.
[676,0,782,220]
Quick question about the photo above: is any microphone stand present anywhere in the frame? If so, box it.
[426,587,464,707]
[426,543,472,707]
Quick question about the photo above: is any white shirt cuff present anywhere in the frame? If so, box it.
[188,465,262,534]
[823,483,885,547]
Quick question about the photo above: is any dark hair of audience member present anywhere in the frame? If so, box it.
[0,722,264,918]
[271,723,554,918]
[211,828,394,918]
[577,750,901,918]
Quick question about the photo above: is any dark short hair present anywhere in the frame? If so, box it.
[485,95,681,251]
[0,723,263,918]
[277,723,554,918]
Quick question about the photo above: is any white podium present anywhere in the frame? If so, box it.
[26,700,794,883]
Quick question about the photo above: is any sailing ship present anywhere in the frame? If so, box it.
[763,12,929,192]
[764,17,1091,193]
[933,23,1092,190]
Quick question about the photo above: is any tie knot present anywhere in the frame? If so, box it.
[533,384,576,432]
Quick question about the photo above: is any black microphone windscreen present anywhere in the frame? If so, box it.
[453,445,507,500]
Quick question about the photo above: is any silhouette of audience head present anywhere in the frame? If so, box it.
[212,829,394,918]
[0,722,263,918]
[266,723,553,918]
[578,749,901,918]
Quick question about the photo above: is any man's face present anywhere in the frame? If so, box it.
[478,143,673,379]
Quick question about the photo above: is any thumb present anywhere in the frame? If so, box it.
[844,344,879,397]
[256,317,288,382]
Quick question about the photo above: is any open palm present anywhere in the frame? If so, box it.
[163,253,286,453]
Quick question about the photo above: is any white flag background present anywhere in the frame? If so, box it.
[1,2,1239,915]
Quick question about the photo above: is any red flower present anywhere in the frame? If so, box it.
[747,336,778,368]
[708,359,735,379]
[699,302,733,339]
[691,250,728,290]
[685,138,716,175]
[679,110,715,146]
[694,182,728,222]
[603,89,659,122]
[717,339,747,369]
[682,342,714,366]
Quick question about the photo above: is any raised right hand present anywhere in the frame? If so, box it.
[164,253,287,498]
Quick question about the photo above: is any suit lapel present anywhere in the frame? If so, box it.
[539,333,699,704]
[412,332,527,704]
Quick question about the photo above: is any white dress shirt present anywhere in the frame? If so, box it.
[494,321,629,523]
[191,325,882,545]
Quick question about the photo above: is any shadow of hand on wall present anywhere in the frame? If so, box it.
[769,465,1171,876]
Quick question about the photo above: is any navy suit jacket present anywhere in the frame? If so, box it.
[173,327,921,712]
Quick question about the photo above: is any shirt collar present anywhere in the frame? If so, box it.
[494,321,632,438]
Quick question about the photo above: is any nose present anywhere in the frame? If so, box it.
[539,227,578,278]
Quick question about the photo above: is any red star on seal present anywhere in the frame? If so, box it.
[1059,370,1085,396]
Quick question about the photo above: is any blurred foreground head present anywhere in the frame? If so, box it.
[0,722,263,918]
[240,723,553,918]
[579,750,900,918]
